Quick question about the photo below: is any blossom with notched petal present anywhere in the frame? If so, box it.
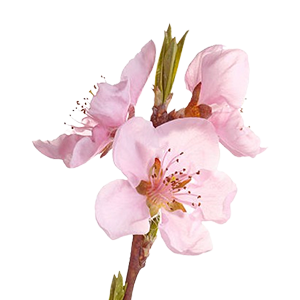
[95,117,237,255]
[185,45,265,157]
[33,41,156,168]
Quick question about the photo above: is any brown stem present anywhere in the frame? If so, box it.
[123,235,154,300]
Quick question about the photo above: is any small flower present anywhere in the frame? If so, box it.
[95,117,237,255]
[184,45,265,157]
[33,41,156,167]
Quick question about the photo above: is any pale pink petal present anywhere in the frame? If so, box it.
[200,49,249,108]
[185,45,223,92]
[95,179,150,239]
[211,108,265,157]
[156,118,220,173]
[113,117,160,187]
[72,117,99,135]
[121,40,156,105]
[33,134,78,161]
[188,170,237,224]
[159,209,213,255]
[33,125,110,168]
[88,80,130,128]
[69,125,111,167]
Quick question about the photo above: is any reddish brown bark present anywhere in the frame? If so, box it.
[123,235,154,300]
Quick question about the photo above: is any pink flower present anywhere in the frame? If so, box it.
[33,41,156,168]
[95,117,237,255]
[185,45,265,157]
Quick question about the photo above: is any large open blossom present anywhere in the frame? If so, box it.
[33,41,156,167]
[185,45,264,157]
[95,117,237,255]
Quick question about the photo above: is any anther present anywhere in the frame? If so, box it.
[197,195,201,199]
[168,148,171,152]
[180,152,184,155]
[198,203,201,206]
[176,159,179,163]
[196,171,200,175]
[192,203,195,206]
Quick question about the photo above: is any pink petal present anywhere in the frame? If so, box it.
[33,134,80,161]
[188,170,237,224]
[185,45,223,92]
[121,40,156,105]
[33,125,110,168]
[156,118,220,173]
[88,80,130,128]
[159,209,213,255]
[185,45,249,109]
[70,125,111,167]
[95,179,150,239]
[113,117,160,187]
[211,108,265,157]
[201,49,249,108]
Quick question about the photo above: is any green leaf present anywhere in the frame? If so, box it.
[114,272,125,300]
[155,34,167,92]
[109,272,127,300]
[163,38,177,101]
[109,275,116,300]
[165,24,172,48]
[171,30,188,87]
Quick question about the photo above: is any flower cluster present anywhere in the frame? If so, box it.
[34,36,264,255]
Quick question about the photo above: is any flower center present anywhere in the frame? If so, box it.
[136,148,202,217]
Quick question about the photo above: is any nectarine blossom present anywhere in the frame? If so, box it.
[95,117,237,255]
[185,45,264,157]
[33,41,156,167]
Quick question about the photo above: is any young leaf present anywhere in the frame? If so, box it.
[163,38,177,101]
[171,30,188,86]
[155,34,167,92]
[114,272,125,300]
[109,275,117,300]
[165,24,172,48]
